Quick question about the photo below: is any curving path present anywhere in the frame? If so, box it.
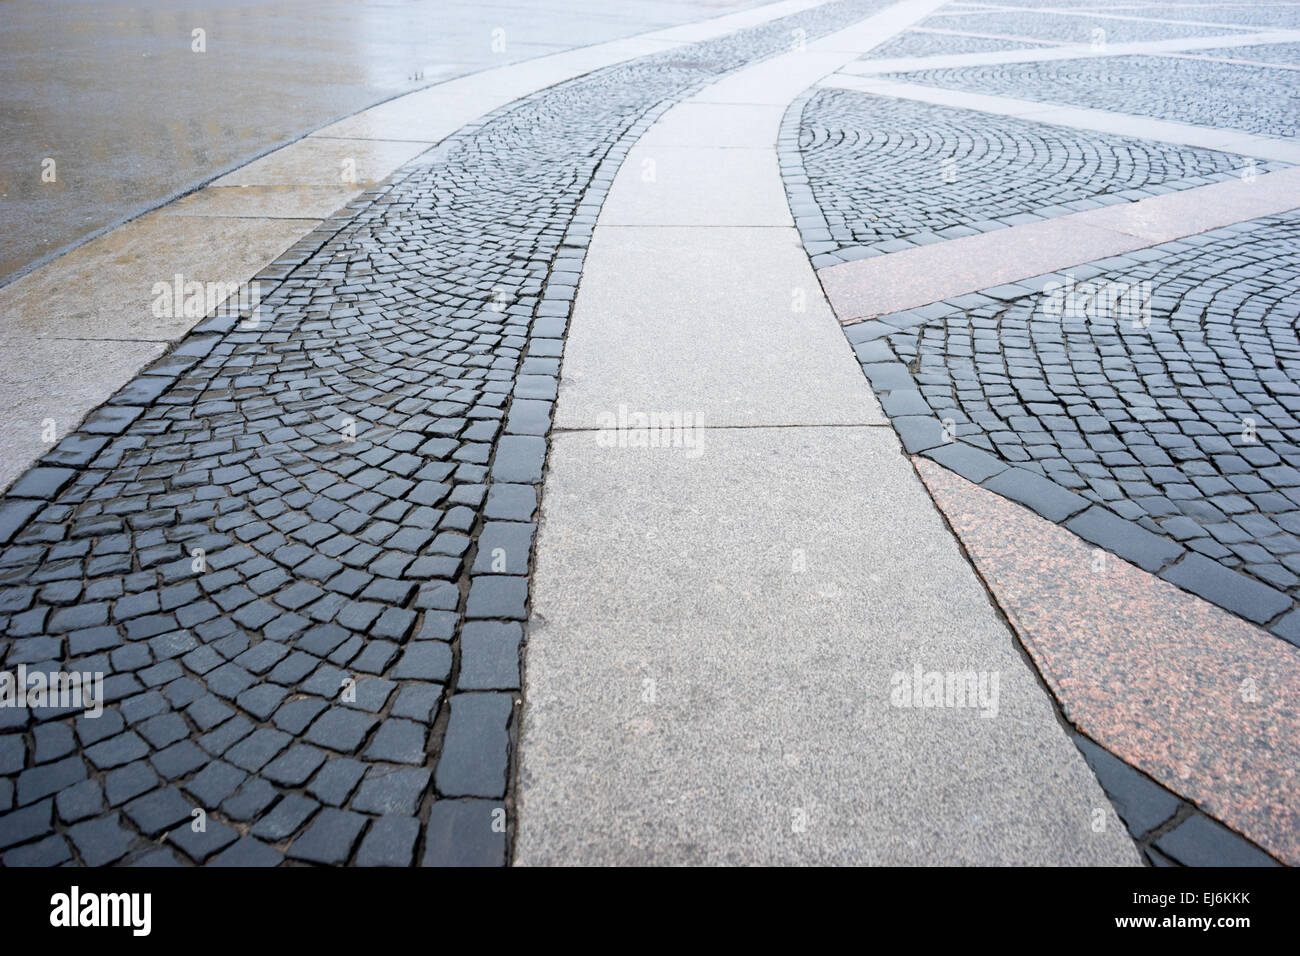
[513,0,1140,866]
[0,0,902,867]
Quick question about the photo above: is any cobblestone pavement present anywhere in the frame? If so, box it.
[0,0,893,867]
[885,55,1300,138]
[785,6,1300,648]
[791,90,1273,266]
[865,29,1043,58]
[1188,41,1300,67]
[912,10,1239,44]
[863,213,1300,639]
[782,3,1300,866]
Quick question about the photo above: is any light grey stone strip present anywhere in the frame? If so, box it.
[515,0,1141,867]
[844,29,1300,74]
[820,75,1300,162]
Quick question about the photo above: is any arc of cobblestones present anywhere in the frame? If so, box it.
[884,214,1300,620]
[781,78,1300,641]
[1186,41,1300,68]
[883,54,1300,138]
[916,10,1260,44]
[792,88,1276,266]
[864,29,1047,58]
[777,50,1300,864]
[0,0,895,867]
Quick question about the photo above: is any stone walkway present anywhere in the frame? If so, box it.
[1,0,1296,868]
[513,0,1139,865]
[0,0,913,868]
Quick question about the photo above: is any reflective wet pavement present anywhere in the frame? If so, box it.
[0,0,767,285]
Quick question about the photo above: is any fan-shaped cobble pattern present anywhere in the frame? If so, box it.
[1189,42,1300,68]
[883,214,1300,628]
[1119,4,1300,30]
[864,29,1043,59]
[790,89,1268,267]
[916,11,1242,44]
[0,0,892,868]
[884,56,1300,139]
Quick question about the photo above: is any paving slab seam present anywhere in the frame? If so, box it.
[904,454,1283,866]
[5,23,652,865]
[775,58,1300,862]
[0,140,373,296]
[0,0,821,293]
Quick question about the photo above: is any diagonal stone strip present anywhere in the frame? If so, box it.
[779,26,1300,864]
[821,75,1300,160]
[875,53,1299,139]
[915,456,1296,866]
[791,88,1283,267]
[0,0,834,498]
[850,214,1300,643]
[1166,49,1300,70]
[842,29,1300,73]
[906,25,1076,45]
[964,1,1293,32]
[815,166,1300,323]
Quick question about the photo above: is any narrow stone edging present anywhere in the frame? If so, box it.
[1070,730,1283,867]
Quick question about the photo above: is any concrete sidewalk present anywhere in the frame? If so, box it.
[514,0,1141,865]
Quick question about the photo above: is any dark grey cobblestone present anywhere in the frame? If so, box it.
[864,28,1042,59]
[915,10,1244,44]
[0,0,893,866]
[1120,4,1300,30]
[787,89,1275,267]
[355,814,419,866]
[421,799,505,867]
[1153,811,1282,866]
[1188,42,1300,68]
[1072,733,1281,867]
[885,55,1300,139]
[210,835,282,867]
[780,72,1298,866]
[851,214,1300,638]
